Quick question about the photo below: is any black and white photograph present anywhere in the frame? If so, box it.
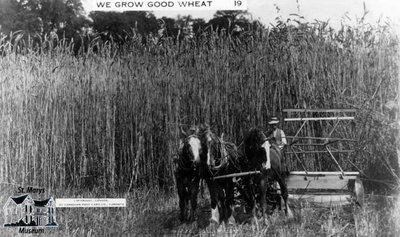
[0,0,399,236]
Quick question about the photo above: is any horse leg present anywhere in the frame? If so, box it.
[225,179,236,225]
[177,175,188,222]
[189,176,200,222]
[216,182,232,225]
[206,178,220,225]
[276,174,293,218]
[259,174,269,217]
[275,181,282,211]
[241,176,256,216]
[249,178,258,218]
[219,184,227,224]
[217,179,230,225]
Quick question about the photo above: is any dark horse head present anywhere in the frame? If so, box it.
[198,125,240,225]
[239,128,292,218]
[242,128,272,171]
[175,127,203,222]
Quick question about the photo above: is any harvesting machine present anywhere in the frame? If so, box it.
[212,108,365,211]
[283,109,364,207]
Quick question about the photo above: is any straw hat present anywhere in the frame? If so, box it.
[268,116,280,125]
[189,125,199,134]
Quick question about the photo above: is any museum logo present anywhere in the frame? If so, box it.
[3,194,57,228]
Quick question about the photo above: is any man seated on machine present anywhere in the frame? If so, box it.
[267,116,287,150]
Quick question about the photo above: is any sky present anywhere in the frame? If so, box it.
[81,0,400,32]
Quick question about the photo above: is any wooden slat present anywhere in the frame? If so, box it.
[287,174,357,183]
[288,190,351,195]
[286,136,358,142]
[291,143,330,146]
[286,150,353,154]
[326,146,346,177]
[289,171,359,176]
[287,176,350,190]
[212,171,260,180]
[287,175,358,181]
[283,109,357,113]
[212,171,359,180]
[284,117,354,122]
[289,194,352,206]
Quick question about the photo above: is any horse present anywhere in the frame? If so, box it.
[199,125,241,225]
[239,128,291,218]
[175,127,202,222]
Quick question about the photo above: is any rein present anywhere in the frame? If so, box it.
[208,139,241,177]
[207,137,228,176]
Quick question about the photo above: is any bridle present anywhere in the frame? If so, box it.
[204,134,230,176]
[177,135,201,172]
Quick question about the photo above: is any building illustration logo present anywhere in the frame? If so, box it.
[3,194,57,227]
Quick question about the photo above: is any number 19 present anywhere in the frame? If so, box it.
[234,0,242,6]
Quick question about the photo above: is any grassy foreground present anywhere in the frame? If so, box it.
[1,185,399,237]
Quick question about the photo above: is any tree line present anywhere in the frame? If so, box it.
[0,0,262,52]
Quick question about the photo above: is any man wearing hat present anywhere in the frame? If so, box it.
[267,117,289,192]
[267,116,287,150]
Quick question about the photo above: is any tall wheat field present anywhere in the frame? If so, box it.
[0,17,399,236]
